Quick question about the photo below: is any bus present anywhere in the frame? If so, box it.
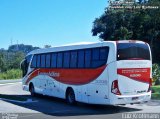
[21,40,152,105]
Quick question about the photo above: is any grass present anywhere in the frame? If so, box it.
[151,85,160,100]
[151,85,160,93]
[0,94,28,101]
[0,69,22,80]
[151,93,160,100]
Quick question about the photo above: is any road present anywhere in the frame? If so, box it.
[0,79,21,84]
[0,82,160,119]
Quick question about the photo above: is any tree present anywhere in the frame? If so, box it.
[92,0,160,63]
[8,51,25,69]
[44,45,52,48]
[8,44,40,54]
[0,53,4,72]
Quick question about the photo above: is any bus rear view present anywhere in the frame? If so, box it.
[110,41,152,105]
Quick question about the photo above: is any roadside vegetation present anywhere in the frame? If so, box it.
[0,44,39,80]
[0,51,24,80]
[0,69,22,79]
[152,64,160,100]
[151,85,160,100]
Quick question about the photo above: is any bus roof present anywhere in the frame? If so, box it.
[26,40,146,56]
[116,40,147,44]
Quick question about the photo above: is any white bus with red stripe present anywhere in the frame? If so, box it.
[21,40,152,105]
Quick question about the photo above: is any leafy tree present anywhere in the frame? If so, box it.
[0,44,40,79]
[8,44,39,54]
[0,53,4,72]
[44,45,52,48]
[7,51,25,69]
[92,0,160,63]
[152,64,160,82]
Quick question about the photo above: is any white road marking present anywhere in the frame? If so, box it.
[0,82,21,86]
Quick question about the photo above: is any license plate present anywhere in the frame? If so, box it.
[132,97,139,100]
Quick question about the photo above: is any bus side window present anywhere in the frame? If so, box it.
[70,51,77,68]
[100,47,109,60]
[92,48,101,68]
[85,49,91,68]
[46,54,51,68]
[51,53,57,68]
[57,53,63,68]
[31,55,37,68]
[92,48,99,60]
[41,54,46,68]
[78,50,85,68]
[63,52,70,68]
[91,47,109,68]
[36,55,41,68]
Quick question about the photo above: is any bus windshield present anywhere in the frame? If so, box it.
[21,55,32,77]
[117,43,150,60]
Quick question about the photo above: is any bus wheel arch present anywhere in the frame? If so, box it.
[29,82,35,96]
[65,87,76,104]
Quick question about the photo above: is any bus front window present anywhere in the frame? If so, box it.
[21,55,32,77]
[21,59,27,77]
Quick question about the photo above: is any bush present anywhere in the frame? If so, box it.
[151,85,160,100]
[151,85,160,93]
[152,93,160,100]
[155,79,160,85]
[152,64,160,85]
[0,69,22,80]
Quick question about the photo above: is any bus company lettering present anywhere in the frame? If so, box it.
[121,68,148,74]
[130,74,141,78]
[117,68,150,83]
[38,71,60,77]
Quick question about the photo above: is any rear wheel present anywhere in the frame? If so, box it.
[29,84,35,97]
[66,89,76,104]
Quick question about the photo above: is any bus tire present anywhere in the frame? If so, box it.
[66,88,76,105]
[29,83,35,97]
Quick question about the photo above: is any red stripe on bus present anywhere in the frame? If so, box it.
[117,68,150,83]
[26,65,107,85]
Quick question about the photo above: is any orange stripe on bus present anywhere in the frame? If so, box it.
[26,65,107,85]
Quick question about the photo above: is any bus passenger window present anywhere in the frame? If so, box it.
[57,53,63,68]
[41,54,46,68]
[63,52,70,68]
[78,50,85,68]
[46,54,51,68]
[70,51,77,68]
[92,48,99,60]
[100,47,109,60]
[85,49,91,68]
[37,55,41,68]
[51,53,57,68]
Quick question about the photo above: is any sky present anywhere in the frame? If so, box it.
[0,0,107,49]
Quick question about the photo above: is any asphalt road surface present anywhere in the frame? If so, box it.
[0,82,160,119]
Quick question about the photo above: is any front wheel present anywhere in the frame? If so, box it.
[29,84,35,97]
[66,89,76,105]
